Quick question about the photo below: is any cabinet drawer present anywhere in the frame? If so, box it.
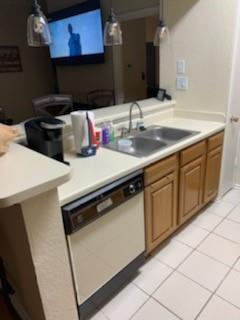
[180,141,206,166]
[144,154,178,186]
[208,131,224,151]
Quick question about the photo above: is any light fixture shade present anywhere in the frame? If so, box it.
[27,2,52,47]
[154,20,168,46]
[104,8,122,46]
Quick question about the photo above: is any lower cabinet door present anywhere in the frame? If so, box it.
[179,156,205,225]
[204,146,222,203]
[145,171,178,254]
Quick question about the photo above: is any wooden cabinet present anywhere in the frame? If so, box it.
[144,155,178,254]
[178,141,206,225]
[145,171,178,254]
[179,156,206,225]
[144,131,224,254]
[204,132,224,203]
[204,147,222,203]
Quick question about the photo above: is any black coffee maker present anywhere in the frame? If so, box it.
[25,117,65,162]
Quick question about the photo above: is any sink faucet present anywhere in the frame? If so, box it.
[129,102,144,133]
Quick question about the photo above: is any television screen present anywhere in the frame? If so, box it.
[48,0,104,65]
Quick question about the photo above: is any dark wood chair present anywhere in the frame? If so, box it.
[87,90,115,109]
[32,94,73,117]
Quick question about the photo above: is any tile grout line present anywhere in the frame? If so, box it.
[226,217,240,225]
[195,248,240,269]
[133,263,176,298]
[175,269,224,294]
[172,197,240,318]
[146,199,240,320]
[144,230,213,317]
[128,296,151,320]
[149,225,212,296]
[194,256,240,320]
[151,296,184,320]
[92,194,240,320]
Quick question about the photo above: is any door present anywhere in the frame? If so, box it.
[179,156,205,225]
[121,18,147,102]
[204,147,223,203]
[220,7,240,195]
[145,171,178,254]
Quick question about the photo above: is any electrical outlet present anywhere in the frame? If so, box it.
[177,59,186,74]
[176,76,188,90]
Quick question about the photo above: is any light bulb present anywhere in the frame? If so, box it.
[33,16,45,34]
[154,20,168,46]
[27,0,52,47]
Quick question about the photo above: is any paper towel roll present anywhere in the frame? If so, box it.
[71,111,95,154]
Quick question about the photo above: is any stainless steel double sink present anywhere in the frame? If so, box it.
[104,126,200,157]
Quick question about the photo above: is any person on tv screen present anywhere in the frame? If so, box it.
[68,23,82,57]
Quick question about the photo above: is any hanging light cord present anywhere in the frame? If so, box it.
[32,0,41,13]
[161,0,164,20]
[109,0,117,23]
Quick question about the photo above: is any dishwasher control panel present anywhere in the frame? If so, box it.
[62,171,143,235]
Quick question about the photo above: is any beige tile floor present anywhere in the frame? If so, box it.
[90,189,240,320]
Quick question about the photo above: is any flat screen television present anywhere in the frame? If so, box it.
[48,0,104,65]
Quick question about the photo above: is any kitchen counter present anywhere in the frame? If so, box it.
[59,116,226,206]
[0,99,226,208]
[2,98,172,208]
[0,143,71,208]
[0,98,226,320]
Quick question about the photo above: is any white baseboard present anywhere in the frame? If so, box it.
[233,184,240,189]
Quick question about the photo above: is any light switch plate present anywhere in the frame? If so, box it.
[176,76,188,90]
[177,60,186,74]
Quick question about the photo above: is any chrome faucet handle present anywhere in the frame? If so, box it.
[118,126,128,138]
[129,102,144,133]
[136,120,145,131]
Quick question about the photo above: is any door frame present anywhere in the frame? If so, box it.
[219,0,240,195]
[112,5,160,104]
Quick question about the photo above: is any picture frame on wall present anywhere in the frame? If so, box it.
[0,46,22,73]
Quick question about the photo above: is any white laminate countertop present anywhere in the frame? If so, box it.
[59,117,226,206]
[0,99,226,209]
[1,99,172,208]
[0,143,71,208]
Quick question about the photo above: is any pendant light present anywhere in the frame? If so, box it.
[27,0,52,47]
[104,1,122,46]
[154,0,168,46]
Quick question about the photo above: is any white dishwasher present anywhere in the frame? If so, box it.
[62,170,145,319]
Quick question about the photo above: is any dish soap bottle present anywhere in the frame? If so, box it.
[101,122,110,145]
[108,122,115,143]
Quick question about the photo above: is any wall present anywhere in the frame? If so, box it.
[160,0,238,115]
[46,0,159,104]
[0,204,45,320]
[114,0,159,15]
[47,0,114,104]
[120,16,159,103]
[0,189,79,320]
[0,2,55,123]
[122,18,147,102]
